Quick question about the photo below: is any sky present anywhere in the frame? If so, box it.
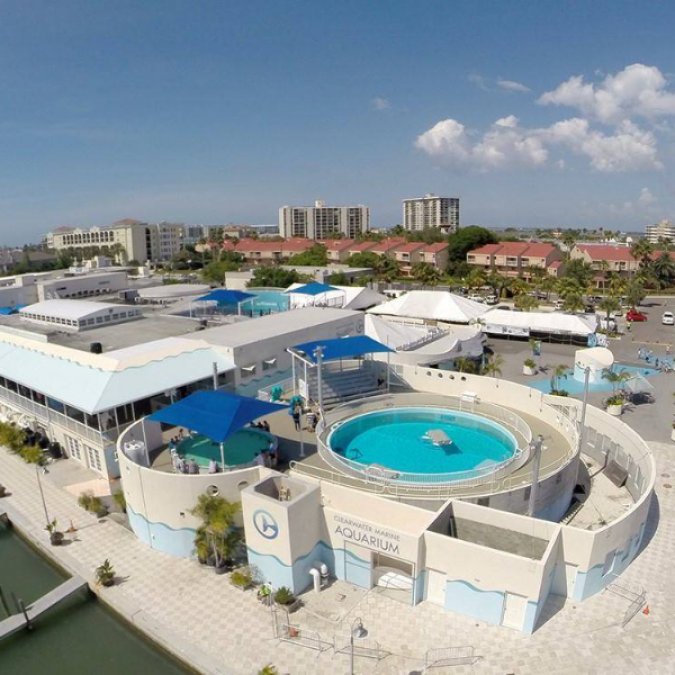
[1,1,675,244]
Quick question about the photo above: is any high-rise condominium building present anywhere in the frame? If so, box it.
[46,220,184,263]
[279,201,370,240]
[402,193,459,234]
[645,219,675,244]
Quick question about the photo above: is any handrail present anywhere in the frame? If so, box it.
[314,393,534,487]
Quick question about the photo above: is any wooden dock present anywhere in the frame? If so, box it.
[0,575,88,640]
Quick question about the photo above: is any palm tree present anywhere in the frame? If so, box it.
[482,354,504,379]
[602,368,631,403]
[514,294,538,311]
[652,252,675,289]
[191,493,241,570]
[465,268,487,290]
[376,255,400,282]
[550,364,569,394]
[630,239,654,273]
[411,262,441,286]
[598,296,620,324]
[626,279,646,308]
[540,275,557,301]
[454,357,477,374]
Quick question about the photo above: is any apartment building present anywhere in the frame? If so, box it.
[467,242,563,278]
[402,194,459,234]
[645,219,675,244]
[46,219,184,263]
[279,200,370,240]
[569,244,640,277]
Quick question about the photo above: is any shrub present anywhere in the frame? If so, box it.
[20,445,44,464]
[78,491,107,516]
[112,491,126,512]
[524,358,536,369]
[230,567,253,589]
[95,559,115,586]
[274,586,295,606]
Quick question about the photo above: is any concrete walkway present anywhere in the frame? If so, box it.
[2,442,675,674]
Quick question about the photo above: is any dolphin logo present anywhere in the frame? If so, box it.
[253,509,279,540]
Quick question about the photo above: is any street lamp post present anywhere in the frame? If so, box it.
[349,616,368,675]
[35,464,50,529]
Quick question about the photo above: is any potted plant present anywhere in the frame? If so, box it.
[605,394,624,416]
[46,519,64,546]
[257,583,273,606]
[274,586,301,613]
[258,666,279,675]
[96,559,115,587]
[230,566,253,590]
[523,358,537,376]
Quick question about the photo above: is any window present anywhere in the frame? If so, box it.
[65,435,82,461]
[85,445,102,472]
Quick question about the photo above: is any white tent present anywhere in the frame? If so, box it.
[366,291,487,324]
[285,284,386,311]
[481,309,597,338]
[365,315,485,367]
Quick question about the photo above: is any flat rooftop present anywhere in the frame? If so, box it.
[184,307,362,348]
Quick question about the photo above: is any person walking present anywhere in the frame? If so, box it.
[292,404,301,431]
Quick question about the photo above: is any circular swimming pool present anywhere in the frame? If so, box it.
[327,407,519,483]
[178,428,273,469]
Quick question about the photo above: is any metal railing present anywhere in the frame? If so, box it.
[314,393,533,487]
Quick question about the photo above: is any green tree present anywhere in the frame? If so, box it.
[446,226,497,268]
[598,296,620,324]
[626,279,646,307]
[564,259,594,287]
[630,239,654,269]
[465,268,487,289]
[411,262,441,285]
[248,267,301,288]
[347,251,380,269]
[376,255,400,281]
[482,354,504,378]
[287,244,327,267]
[652,252,675,288]
[486,271,510,299]
[191,493,241,569]
[514,294,538,311]
[550,364,569,394]
[454,357,477,374]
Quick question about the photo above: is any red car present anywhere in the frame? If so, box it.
[626,308,647,322]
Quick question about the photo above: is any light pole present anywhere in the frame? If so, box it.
[35,464,51,529]
[349,616,368,675]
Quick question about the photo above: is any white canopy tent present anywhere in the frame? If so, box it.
[364,315,485,367]
[366,291,487,325]
[481,309,597,341]
[285,283,386,311]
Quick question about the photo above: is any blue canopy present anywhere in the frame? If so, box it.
[285,282,338,296]
[148,390,288,443]
[291,335,393,363]
[196,289,255,304]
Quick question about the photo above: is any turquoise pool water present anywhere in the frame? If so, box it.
[177,428,271,468]
[529,363,661,395]
[239,290,289,316]
[328,407,517,479]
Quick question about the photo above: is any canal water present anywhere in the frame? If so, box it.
[0,522,192,674]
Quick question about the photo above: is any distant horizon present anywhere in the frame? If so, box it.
[0,3,673,245]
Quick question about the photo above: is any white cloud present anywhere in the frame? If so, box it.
[415,116,547,170]
[543,118,662,172]
[416,115,661,172]
[467,73,489,91]
[371,97,391,111]
[497,78,531,93]
[638,187,656,205]
[538,64,675,124]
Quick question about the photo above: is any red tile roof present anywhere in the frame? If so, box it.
[371,237,406,253]
[322,239,354,251]
[470,243,502,255]
[346,241,377,253]
[394,242,426,253]
[235,239,283,252]
[576,244,635,262]
[282,238,314,252]
[493,242,530,256]
[421,242,448,253]
[548,260,562,269]
[521,243,557,258]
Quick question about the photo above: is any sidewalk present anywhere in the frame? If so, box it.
[2,444,675,674]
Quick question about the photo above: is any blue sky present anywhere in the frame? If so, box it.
[2,1,675,244]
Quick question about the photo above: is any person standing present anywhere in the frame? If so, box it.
[292,404,301,431]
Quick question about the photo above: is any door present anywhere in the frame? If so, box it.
[501,592,528,630]
[424,568,447,606]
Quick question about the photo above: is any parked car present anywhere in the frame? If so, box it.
[484,295,498,305]
[626,308,648,322]
[467,294,484,303]
[553,300,565,311]
[662,311,674,326]
[496,304,511,310]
